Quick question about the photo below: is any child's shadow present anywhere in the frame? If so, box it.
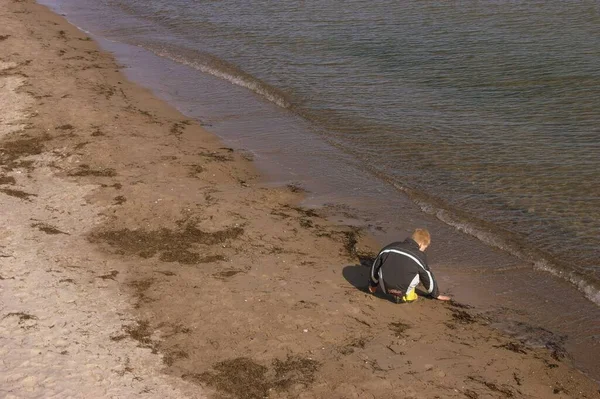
[342,254,394,301]
[342,254,374,293]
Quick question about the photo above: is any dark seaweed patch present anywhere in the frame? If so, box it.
[0,135,51,170]
[285,205,320,219]
[347,337,369,349]
[74,141,89,150]
[129,278,154,306]
[3,312,37,323]
[0,188,36,201]
[341,228,361,258]
[0,175,16,185]
[31,222,69,235]
[195,358,268,399]
[213,269,243,280]
[464,390,479,399]
[389,321,411,336]
[113,320,158,353]
[350,316,371,328]
[195,355,319,399]
[448,300,472,309]
[287,183,306,193]
[513,372,522,386]
[89,224,242,264]
[91,127,105,137]
[163,348,190,366]
[451,310,476,324]
[170,120,191,137]
[547,341,567,361]
[94,84,117,100]
[494,342,527,354]
[97,270,119,281]
[467,376,513,398]
[188,164,204,176]
[272,355,320,389]
[68,164,116,177]
[270,210,291,219]
[198,150,232,162]
[299,218,313,228]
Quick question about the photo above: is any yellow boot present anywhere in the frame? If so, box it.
[402,290,418,303]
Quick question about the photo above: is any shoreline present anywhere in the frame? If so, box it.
[1,1,599,398]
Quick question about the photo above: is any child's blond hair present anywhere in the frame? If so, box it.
[411,228,431,248]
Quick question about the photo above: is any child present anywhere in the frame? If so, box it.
[368,228,450,303]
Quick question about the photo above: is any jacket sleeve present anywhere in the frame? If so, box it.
[418,265,440,298]
[369,254,383,288]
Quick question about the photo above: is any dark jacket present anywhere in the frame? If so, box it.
[369,238,440,298]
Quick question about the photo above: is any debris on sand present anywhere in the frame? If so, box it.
[494,342,528,354]
[192,355,320,399]
[213,269,243,280]
[341,228,361,258]
[0,135,51,168]
[89,224,242,264]
[0,187,37,201]
[467,376,514,398]
[451,309,476,324]
[31,222,69,235]
[389,321,411,337]
[3,312,37,323]
[67,164,117,177]
[0,175,16,185]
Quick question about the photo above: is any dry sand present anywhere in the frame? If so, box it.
[1,1,599,398]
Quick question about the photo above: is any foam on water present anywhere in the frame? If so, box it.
[149,46,292,110]
[533,261,600,306]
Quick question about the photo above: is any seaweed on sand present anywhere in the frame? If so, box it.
[89,223,242,264]
[68,164,117,177]
[451,309,476,324]
[0,135,51,170]
[0,175,16,185]
[31,222,68,235]
[193,355,319,399]
[389,321,411,337]
[341,228,361,258]
[0,188,36,201]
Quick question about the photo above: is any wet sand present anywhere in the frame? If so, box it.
[1,1,599,398]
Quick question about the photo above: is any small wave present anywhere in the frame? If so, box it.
[147,45,292,110]
[533,261,600,306]
[394,183,600,307]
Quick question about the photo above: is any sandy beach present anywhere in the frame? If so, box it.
[1,1,599,398]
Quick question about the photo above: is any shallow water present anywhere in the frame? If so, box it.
[39,0,600,380]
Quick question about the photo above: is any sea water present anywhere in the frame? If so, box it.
[39,0,600,379]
